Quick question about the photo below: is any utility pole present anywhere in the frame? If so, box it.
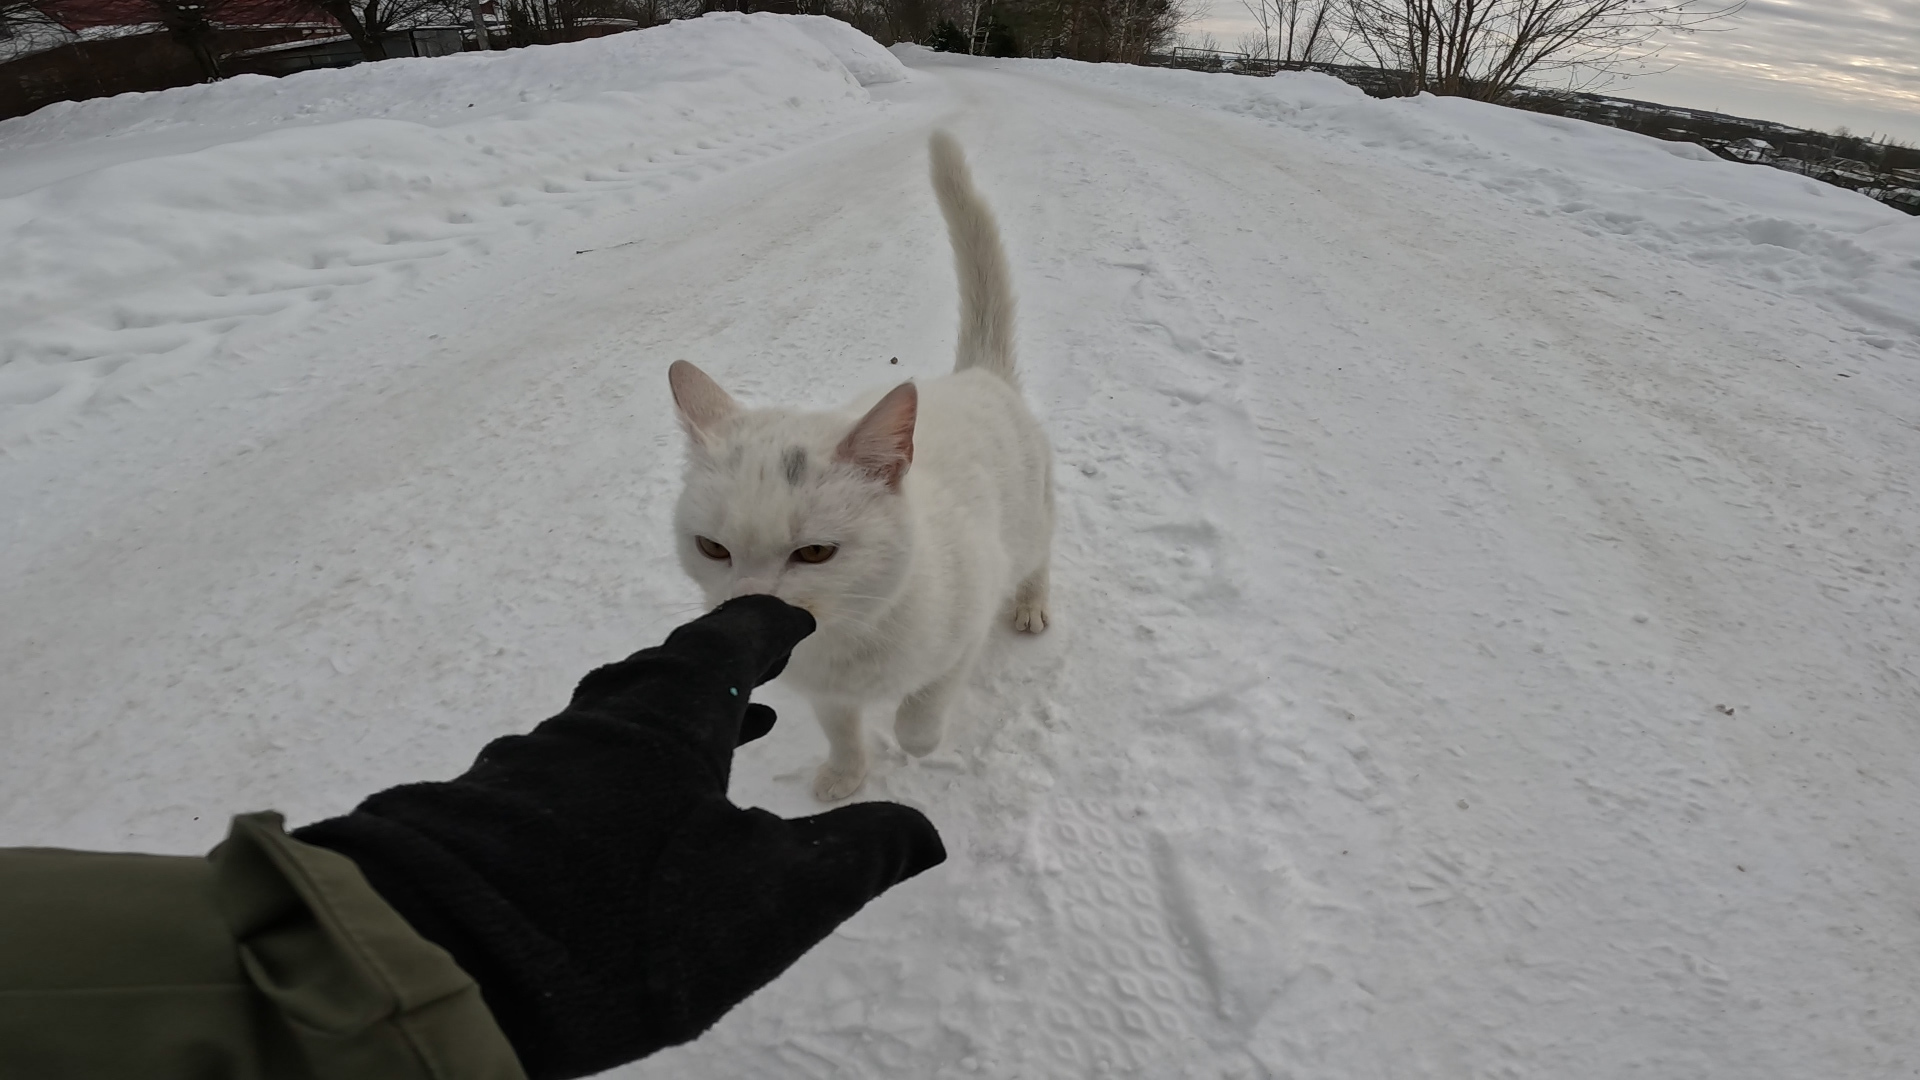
[469,0,490,48]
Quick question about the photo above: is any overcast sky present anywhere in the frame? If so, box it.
[1190,1,1920,144]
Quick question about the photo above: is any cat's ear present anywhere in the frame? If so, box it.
[669,360,740,446]
[836,382,917,490]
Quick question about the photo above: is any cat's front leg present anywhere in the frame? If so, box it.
[812,701,869,801]
[1013,561,1051,634]
[894,645,981,757]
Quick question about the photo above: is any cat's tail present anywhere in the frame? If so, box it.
[929,130,1017,384]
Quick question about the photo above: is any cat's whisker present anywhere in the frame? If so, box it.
[629,603,716,637]
[820,613,890,637]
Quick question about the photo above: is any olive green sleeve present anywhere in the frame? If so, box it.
[0,812,526,1080]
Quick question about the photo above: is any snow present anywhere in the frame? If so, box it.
[0,14,904,439]
[1043,60,1920,344]
[5,18,1920,1079]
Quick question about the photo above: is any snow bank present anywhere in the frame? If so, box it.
[791,14,907,87]
[0,14,904,153]
[1019,55,1920,345]
[0,15,905,443]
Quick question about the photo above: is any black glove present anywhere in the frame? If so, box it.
[293,595,946,1080]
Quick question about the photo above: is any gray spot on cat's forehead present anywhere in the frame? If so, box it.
[781,447,808,486]
[727,444,745,468]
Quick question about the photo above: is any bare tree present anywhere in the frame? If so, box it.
[1238,0,1334,63]
[622,0,699,22]
[1338,0,1742,101]
[316,0,458,59]
[0,0,60,44]
[144,0,228,77]
[488,0,661,45]
[1026,0,1193,62]
[756,0,1189,60]
[128,0,310,79]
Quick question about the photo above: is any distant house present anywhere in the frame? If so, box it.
[2,0,645,120]
[211,11,639,78]
[1,0,346,119]
[1721,137,1776,164]
[0,0,521,120]
[225,23,472,78]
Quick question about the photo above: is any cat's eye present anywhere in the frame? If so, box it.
[792,544,838,565]
[694,536,730,561]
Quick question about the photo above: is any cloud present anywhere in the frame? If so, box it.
[1190,0,1920,141]
[1629,0,1920,138]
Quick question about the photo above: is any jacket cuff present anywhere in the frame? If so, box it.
[213,812,528,1080]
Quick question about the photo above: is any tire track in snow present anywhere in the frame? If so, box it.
[971,69,1409,1075]
[931,53,1920,1078]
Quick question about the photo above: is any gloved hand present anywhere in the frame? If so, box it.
[293,595,946,1080]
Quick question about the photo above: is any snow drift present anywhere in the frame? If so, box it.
[0,14,904,442]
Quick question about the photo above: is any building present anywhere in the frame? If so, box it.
[2,0,344,118]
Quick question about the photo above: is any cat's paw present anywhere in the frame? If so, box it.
[1013,601,1050,634]
[895,720,943,758]
[813,762,868,802]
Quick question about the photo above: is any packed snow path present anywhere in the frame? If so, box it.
[5,25,1919,1079]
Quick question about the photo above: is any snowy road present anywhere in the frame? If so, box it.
[5,28,1919,1078]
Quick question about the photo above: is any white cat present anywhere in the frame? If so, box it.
[667,131,1054,801]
